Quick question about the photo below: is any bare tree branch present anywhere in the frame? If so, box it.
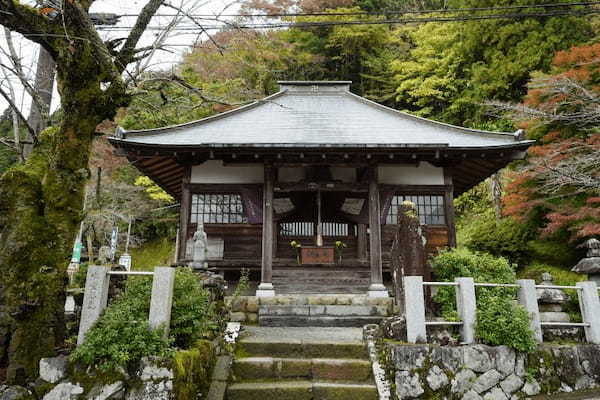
[0,85,37,144]
[116,0,165,71]
[0,0,57,51]
[136,72,242,106]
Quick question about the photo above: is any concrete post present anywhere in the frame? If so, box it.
[455,277,476,344]
[149,267,176,337]
[404,276,427,343]
[517,279,543,342]
[77,265,111,345]
[577,281,600,344]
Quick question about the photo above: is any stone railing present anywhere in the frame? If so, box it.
[77,265,175,345]
[403,276,600,345]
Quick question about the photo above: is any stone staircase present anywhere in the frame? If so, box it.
[258,295,393,328]
[226,326,378,400]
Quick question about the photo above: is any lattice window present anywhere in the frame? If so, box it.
[386,195,446,225]
[191,193,245,224]
[280,222,356,237]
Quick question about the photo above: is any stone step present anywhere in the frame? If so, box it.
[259,315,384,327]
[257,304,391,327]
[231,357,373,382]
[259,304,391,317]
[238,339,369,360]
[226,380,378,400]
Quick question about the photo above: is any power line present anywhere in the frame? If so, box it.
[97,7,600,32]
[117,1,600,19]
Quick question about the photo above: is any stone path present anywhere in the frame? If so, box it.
[226,326,378,400]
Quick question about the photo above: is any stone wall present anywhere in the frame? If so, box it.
[384,342,600,399]
[225,295,394,323]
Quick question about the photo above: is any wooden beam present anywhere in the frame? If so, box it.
[274,181,368,192]
[177,167,192,262]
[444,168,457,248]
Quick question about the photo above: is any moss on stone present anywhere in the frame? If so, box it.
[172,340,216,400]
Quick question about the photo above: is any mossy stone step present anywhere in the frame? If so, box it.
[226,380,378,400]
[238,340,369,359]
[231,357,373,381]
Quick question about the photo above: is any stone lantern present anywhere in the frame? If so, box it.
[537,272,570,323]
[571,238,600,284]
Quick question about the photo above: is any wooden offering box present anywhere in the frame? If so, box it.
[300,246,335,264]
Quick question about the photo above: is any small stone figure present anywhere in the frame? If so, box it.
[572,238,600,284]
[191,222,208,270]
[98,246,111,265]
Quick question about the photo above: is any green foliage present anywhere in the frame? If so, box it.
[170,269,222,348]
[233,268,250,298]
[459,208,535,266]
[391,1,592,125]
[517,263,586,285]
[173,340,216,400]
[129,238,176,272]
[476,295,537,353]
[431,248,536,352]
[70,263,88,289]
[135,176,174,202]
[70,278,171,372]
[71,268,221,372]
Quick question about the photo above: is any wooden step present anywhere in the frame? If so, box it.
[272,268,371,294]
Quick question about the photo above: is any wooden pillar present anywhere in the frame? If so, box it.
[257,163,276,297]
[357,223,367,261]
[367,165,388,297]
[444,168,457,248]
[177,166,192,262]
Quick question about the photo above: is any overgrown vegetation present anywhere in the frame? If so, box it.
[431,248,537,352]
[71,268,222,372]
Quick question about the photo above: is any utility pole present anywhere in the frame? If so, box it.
[23,13,120,158]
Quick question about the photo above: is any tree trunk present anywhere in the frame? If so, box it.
[0,44,124,385]
[23,47,55,158]
[490,173,503,220]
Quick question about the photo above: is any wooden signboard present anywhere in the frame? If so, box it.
[301,246,335,264]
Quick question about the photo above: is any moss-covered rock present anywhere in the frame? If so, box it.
[172,340,216,400]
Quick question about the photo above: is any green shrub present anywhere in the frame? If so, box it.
[431,248,536,352]
[71,267,221,372]
[458,209,535,267]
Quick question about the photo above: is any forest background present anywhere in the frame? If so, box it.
[2,0,598,281]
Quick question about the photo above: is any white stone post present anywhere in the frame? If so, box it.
[77,265,111,345]
[517,279,543,342]
[149,267,176,337]
[576,281,600,344]
[404,276,427,343]
[455,277,476,344]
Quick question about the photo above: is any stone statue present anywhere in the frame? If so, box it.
[98,246,111,265]
[191,222,208,270]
